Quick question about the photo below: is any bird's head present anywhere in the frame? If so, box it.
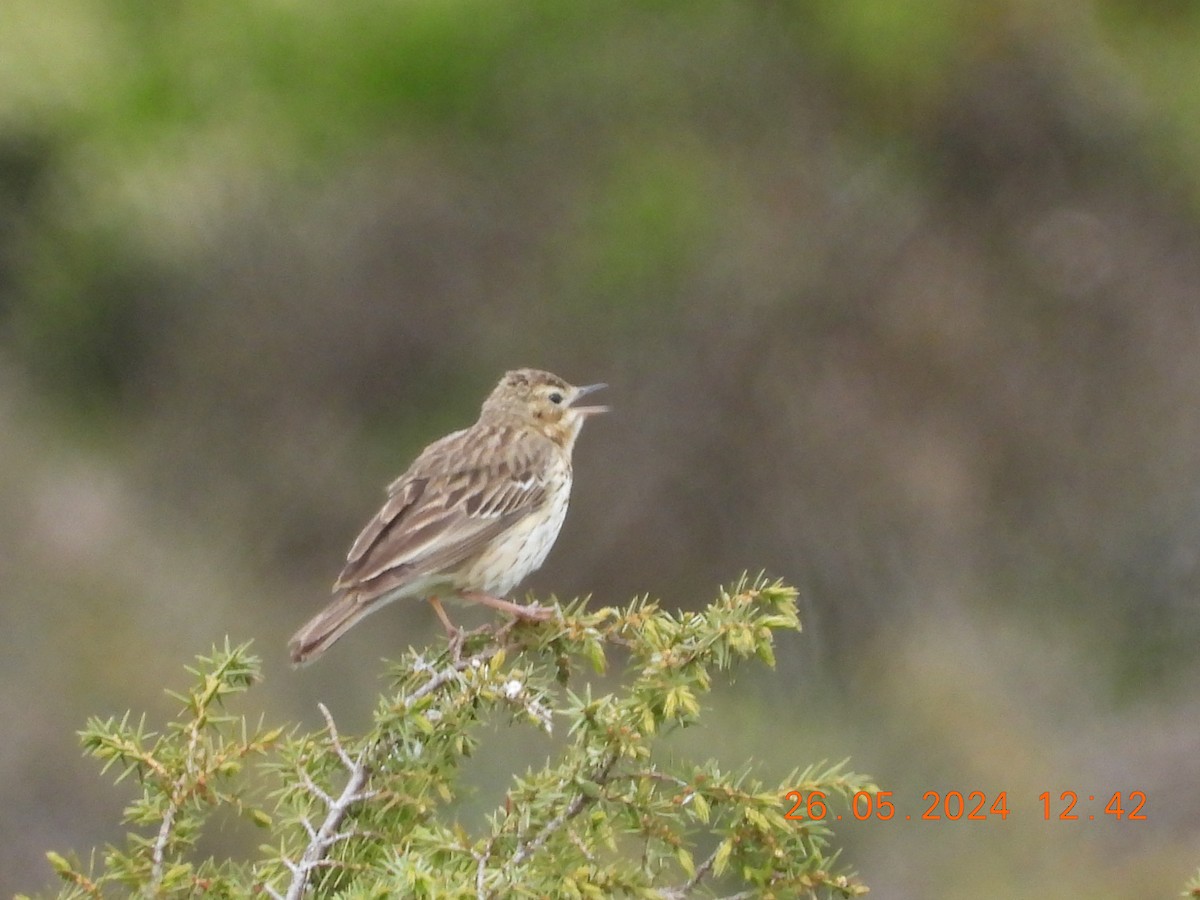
[482,368,608,449]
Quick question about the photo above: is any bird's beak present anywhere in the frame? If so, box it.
[571,382,609,416]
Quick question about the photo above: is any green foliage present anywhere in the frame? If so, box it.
[30,576,872,898]
[33,640,279,897]
[1185,868,1200,898]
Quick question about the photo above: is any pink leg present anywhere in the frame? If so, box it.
[428,596,458,635]
[461,590,555,621]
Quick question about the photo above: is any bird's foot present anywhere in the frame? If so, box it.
[512,603,555,622]
[461,590,556,622]
[429,595,461,639]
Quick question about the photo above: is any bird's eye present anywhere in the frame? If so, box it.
[548,391,564,405]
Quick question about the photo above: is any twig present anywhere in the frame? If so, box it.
[150,675,211,888]
[473,842,492,900]
[282,710,376,900]
[279,645,506,898]
[150,797,178,889]
[506,753,617,870]
[659,843,724,899]
[318,703,355,769]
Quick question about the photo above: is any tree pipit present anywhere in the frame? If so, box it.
[289,368,607,665]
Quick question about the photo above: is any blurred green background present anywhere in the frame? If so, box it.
[3,0,1200,895]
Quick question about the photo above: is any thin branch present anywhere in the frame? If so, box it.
[405,641,504,707]
[298,768,336,810]
[659,843,723,899]
[506,752,617,871]
[149,800,178,888]
[473,844,492,900]
[613,769,690,789]
[318,703,354,770]
[150,677,210,888]
[282,732,375,900]
[567,826,595,863]
[279,644,505,898]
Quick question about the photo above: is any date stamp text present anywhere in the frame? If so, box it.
[782,790,1147,823]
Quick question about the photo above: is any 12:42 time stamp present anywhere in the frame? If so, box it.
[783,789,1148,822]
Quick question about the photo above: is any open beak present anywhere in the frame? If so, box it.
[571,382,609,416]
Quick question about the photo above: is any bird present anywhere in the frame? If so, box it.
[288,368,608,665]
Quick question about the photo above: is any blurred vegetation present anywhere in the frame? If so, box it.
[3,1,1200,897]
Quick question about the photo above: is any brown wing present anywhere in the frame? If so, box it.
[333,423,552,599]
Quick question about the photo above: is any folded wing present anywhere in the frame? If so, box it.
[333,425,551,600]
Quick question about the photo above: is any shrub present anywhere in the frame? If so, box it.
[32,575,871,899]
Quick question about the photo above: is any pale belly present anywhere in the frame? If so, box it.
[457,484,570,596]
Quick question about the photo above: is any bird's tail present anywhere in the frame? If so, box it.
[289,594,376,666]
